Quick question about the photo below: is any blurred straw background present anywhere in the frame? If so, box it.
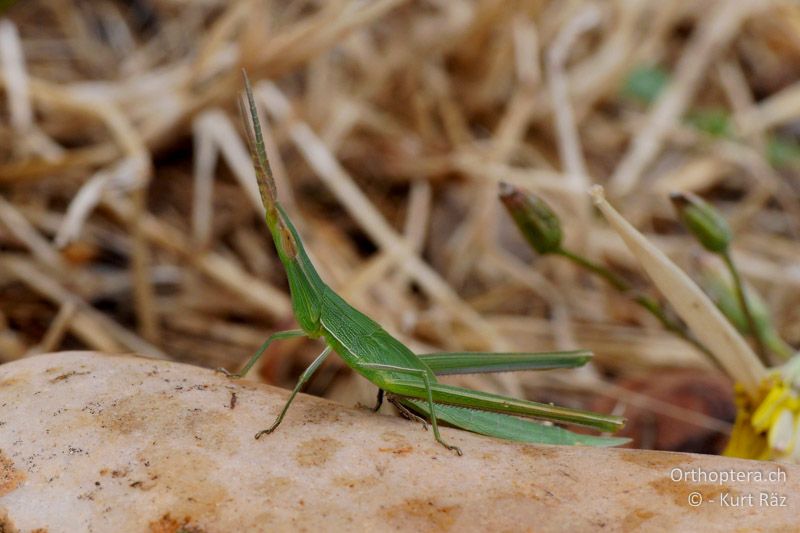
[1,0,799,454]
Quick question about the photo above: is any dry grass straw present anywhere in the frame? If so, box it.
[1,0,800,448]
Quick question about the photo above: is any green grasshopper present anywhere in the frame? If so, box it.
[226,73,627,454]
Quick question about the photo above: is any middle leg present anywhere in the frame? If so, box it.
[255,345,332,439]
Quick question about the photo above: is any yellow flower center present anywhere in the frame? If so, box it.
[725,376,800,461]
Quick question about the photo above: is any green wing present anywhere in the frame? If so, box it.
[418,350,592,375]
[400,399,630,447]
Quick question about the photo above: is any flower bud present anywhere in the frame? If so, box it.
[670,192,732,253]
[499,183,562,254]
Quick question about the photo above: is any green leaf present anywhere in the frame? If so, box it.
[622,65,670,105]
[767,136,800,168]
[685,108,732,138]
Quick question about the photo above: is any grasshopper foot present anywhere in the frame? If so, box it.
[356,389,386,412]
[216,367,244,379]
[389,397,429,430]
[445,443,463,456]
[435,434,462,455]
[254,427,276,440]
[373,389,385,412]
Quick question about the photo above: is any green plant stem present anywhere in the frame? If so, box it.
[557,248,629,291]
[722,250,769,365]
[765,332,793,361]
[556,248,713,357]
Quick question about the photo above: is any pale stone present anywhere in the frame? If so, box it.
[0,352,797,532]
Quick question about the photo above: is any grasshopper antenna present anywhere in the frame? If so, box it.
[240,69,278,214]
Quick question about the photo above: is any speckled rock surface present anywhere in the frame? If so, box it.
[0,352,797,532]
